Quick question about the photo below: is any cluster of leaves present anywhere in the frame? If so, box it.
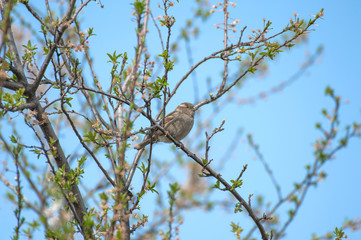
[52,157,86,202]
[0,88,27,116]
[22,40,38,65]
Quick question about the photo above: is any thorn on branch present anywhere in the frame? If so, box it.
[248,193,253,207]
[238,26,247,45]
[236,164,248,182]
[205,119,226,161]
[201,159,213,176]
[208,118,226,139]
[258,213,272,222]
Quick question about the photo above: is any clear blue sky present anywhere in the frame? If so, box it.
[1,1,361,240]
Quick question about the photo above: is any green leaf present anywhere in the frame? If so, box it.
[99,192,109,202]
[83,131,97,142]
[333,227,345,240]
[30,149,43,159]
[248,66,257,74]
[325,86,334,96]
[234,202,242,213]
[339,138,347,146]
[212,180,220,189]
[49,137,57,146]
[134,0,145,15]
[88,27,95,36]
[10,135,17,143]
[230,179,243,191]
[147,180,159,194]
[28,220,40,229]
[64,97,73,107]
[265,21,272,28]
[137,161,148,173]
[169,182,180,193]
[107,51,123,64]
[230,221,243,239]
[78,156,87,167]
[43,46,49,55]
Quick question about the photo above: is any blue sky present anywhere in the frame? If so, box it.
[1,0,361,240]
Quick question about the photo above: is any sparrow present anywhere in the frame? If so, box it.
[134,102,196,149]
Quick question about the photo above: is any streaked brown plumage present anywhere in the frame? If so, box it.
[134,103,195,149]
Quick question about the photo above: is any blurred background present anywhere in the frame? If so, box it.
[1,0,360,239]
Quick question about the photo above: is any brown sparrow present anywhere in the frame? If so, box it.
[134,103,195,149]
